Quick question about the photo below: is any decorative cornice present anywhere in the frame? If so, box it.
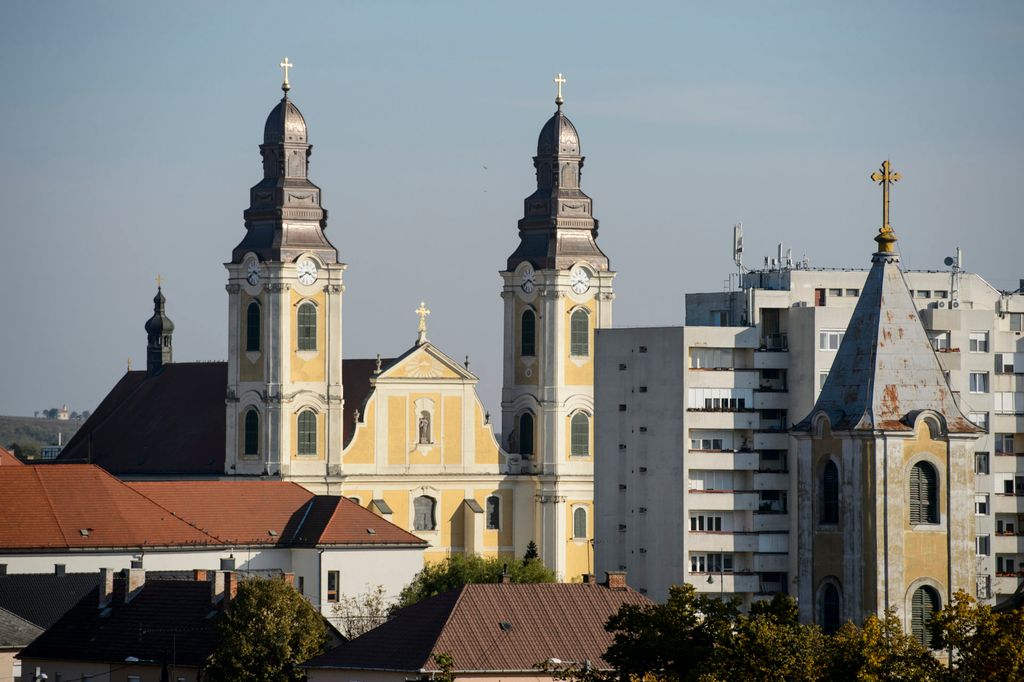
[225,284,241,294]
[266,283,292,293]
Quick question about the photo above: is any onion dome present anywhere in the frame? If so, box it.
[145,286,174,376]
[144,287,174,336]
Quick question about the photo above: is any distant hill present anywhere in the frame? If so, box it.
[0,415,83,457]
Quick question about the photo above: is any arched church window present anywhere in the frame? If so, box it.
[560,163,576,188]
[297,409,316,456]
[243,409,259,456]
[822,461,839,524]
[911,585,940,648]
[486,495,500,530]
[246,302,261,352]
[570,309,589,357]
[413,495,436,531]
[418,411,432,444]
[570,412,589,457]
[909,462,939,524]
[519,413,534,456]
[821,582,841,634]
[573,506,587,539]
[297,302,317,351]
[521,310,536,357]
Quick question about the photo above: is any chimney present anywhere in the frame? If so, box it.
[54,564,66,576]
[211,570,226,605]
[98,568,115,609]
[220,555,236,571]
[193,569,209,582]
[124,566,145,603]
[581,573,596,585]
[225,571,239,604]
[605,571,627,590]
[282,572,296,587]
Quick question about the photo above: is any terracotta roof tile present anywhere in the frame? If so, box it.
[0,447,23,466]
[297,496,426,546]
[305,582,650,672]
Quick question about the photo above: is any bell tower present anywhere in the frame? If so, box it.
[225,60,346,479]
[144,281,174,376]
[500,75,614,579]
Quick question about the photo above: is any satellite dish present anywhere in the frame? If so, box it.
[943,256,955,266]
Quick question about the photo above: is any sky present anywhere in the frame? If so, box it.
[0,1,1022,418]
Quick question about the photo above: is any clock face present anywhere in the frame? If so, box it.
[297,259,318,286]
[245,259,261,286]
[520,265,535,293]
[570,268,590,294]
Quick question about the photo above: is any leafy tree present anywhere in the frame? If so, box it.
[331,584,392,639]
[824,608,942,682]
[397,553,555,608]
[523,540,539,564]
[8,442,39,459]
[930,590,1024,681]
[205,576,328,681]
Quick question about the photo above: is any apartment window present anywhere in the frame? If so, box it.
[690,347,734,369]
[996,434,1015,455]
[929,331,950,351]
[934,290,948,299]
[297,410,317,455]
[845,288,860,297]
[570,412,590,456]
[819,329,844,351]
[569,309,589,356]
[689,514,723,532]
[916,290,931,299]
[996,353,1018,373]
[690,553,733,573]
[997,556,1016,574]
[909,462,939,525]
[975,452,990,474]
[995,391,1024,414]
[759,490,787,513]
[975,495,989,516]
[969,412,989,431]
[690,470,736,492]
[326,570,339,602]
[828,288,842,297]
[996,518,1016,534]
[1003,478,1016,495]
[486,495,500,530]
[821,461,839,524]
[413,495,436,531]
[976,535,991,556]
[297,301,317,351]
[911,586,940,648]
[1010,313,1023,332]
[711,310,729,326]
[690,437,724,451]
[819,371,830,390]
[969,372,989,393]
[969,331,989,353]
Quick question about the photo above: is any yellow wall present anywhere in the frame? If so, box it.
[388,396,407,465]
[443,395,462,465]
[565,501,593,580]
[289,290,327,383]
[240,293,264,382]
[514,300,540,386]
[563,299,595,386]
[343,401,376,465]
[475,402,501,466]
[901,421,951,589]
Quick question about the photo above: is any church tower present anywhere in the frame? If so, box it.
[792,162,981,644]
[225,61,346,478]
[500,76,614,578]
[144,284,174,376]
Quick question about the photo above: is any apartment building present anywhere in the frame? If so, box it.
[595,260,1024,605]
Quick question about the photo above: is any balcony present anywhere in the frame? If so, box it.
[994,534,1024,553]
[686,410,760,430]
[754,472,790,490]
[687,532,759,553]
[687,450,759,471]
[753,553,789,572]
[994,575,1022,599]
[753,513,789,532]
[693,572,761,594]
[754,432,790,450]
[688,490,759,511]
[754,391,790,410]
[934,349,961,372]
[995,494,1024,514]
[688,369,760,389]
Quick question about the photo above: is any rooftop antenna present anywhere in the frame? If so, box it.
[943,246,962,306]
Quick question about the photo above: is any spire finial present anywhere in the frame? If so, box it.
[415,301,431,344]
[870,160,901,253]
[280,57,293,94]
[553,72,566,109]
[155,273,163,289]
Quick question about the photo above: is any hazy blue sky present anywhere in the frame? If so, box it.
[1,1,1021,418]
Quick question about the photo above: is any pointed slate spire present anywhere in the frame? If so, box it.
[145,284,174,376]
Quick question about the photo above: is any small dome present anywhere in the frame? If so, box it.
[537,110,580,156]
[264,97,307,144]
[145,289,175,335]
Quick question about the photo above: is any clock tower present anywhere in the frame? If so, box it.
[225,62,346,479]
[500,76,614,578]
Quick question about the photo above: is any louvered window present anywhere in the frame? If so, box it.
[911,585,940,647]
[570,309,589,356]
[821,461,839,524]
[521,310,536,357]
[297,302,317,351]
[519,413,534,456]
[909,462,939,524]
[246,302,261,352]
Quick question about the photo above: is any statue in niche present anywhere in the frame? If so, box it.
[418,411,431,444]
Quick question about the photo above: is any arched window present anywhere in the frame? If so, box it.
[570,412,589,457]
[246,302,261,352]
[821,583,841,634]
[519,413,534,456]
[909,462,939,524]
[570,309,589,357]
[486,495,500,530]
[243,409,259,456]
[521,310,536,357]
[911,585,940,648]
[822,461,839,524]
[573,506,587,539]
[413,495,436,531]
[418,410,432,444]
[297,410,316,456]
[297,302,317,351]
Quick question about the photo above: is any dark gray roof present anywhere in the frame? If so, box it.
[0,607,42,648]
[0,572,98,629]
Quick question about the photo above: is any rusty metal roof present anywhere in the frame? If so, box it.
[795,250,980,434]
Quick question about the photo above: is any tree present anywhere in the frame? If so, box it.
[523,540,539,564]
[205,577,328,681]
[930,590,1024,681]
[331,584,392,639]
[397,554,555,608]
[824,608,942,682]
[8,442,39,459]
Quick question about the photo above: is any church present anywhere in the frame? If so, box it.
[57,64,613,580]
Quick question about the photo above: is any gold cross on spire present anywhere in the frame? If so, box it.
[280,57,293,93]
[156,273,164,289]
[415,301,431,344]
[870,160,902,253]
[554,73,566,108]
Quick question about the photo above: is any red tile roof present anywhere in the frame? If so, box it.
[129,481,425,547]
[0,465,221,550]
[304,582,650,673]
[0,447,23,466]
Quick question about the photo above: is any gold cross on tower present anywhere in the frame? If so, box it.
[156,273,164,289]
[415,301,431,344]
[280,57,293,93]
[870,160,902,253]
[554,73,566,108]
